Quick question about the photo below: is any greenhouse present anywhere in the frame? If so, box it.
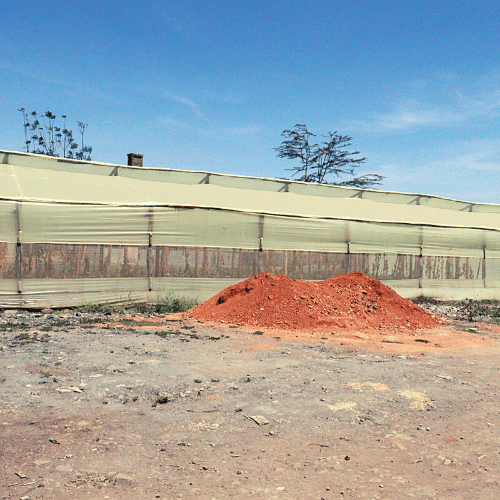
[1,149,499,308]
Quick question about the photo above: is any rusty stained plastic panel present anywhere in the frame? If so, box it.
[21,244,149,279]
[12,243,486,282]
[0,242,17,279]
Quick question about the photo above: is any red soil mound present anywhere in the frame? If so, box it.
[186,272,441,332]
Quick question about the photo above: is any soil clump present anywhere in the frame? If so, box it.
[186,271,441,332]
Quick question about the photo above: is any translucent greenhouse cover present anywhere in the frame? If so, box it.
[1,150,499,308]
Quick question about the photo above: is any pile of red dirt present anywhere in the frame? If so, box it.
[186,272,441,332]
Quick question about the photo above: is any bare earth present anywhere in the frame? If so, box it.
[1,310,500,500]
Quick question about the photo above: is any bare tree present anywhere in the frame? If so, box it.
[275,124,384,188]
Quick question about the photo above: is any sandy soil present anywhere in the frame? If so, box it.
[2,312,500,500]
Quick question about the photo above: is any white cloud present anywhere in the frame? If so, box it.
[355,72,500,133]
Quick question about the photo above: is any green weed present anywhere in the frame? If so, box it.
[76,291,198,316]
[457,299,500,322]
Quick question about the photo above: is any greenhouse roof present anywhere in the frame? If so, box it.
[1,149,499,231]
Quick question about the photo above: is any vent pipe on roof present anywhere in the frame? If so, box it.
[127,153,144,167]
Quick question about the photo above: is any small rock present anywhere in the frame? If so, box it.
[114,473,133,485]
[247,415,269,426]
[55,464,73,473]
[3,309,19,317]
[41,308,52,314]
[34,459,52,466]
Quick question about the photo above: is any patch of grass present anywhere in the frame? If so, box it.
[78,302,125,315]
[76,292,198,316]
[132,293,198,315]
[155,330,182,338]
[118,319,153,327]
[14,332,31,341]
[253,331,264,335]
[156,392,174,404]
[50,319,72,327]
[154,293,199,314]
[80,318,102,324]
[12,332,49,344]
[41,326,53,332]
[0,323,30,331]
[456,298,500,322]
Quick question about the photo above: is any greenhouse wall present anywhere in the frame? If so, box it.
[1,150,500,308]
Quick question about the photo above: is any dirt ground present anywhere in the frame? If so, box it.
[2,309,500,500]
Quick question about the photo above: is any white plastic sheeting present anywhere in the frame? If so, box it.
[1,150,500,307]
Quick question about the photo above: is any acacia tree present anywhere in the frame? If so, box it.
[275,124,384,188]
[18,109,92,160]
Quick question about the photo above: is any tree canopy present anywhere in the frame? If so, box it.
[275,124,384,188]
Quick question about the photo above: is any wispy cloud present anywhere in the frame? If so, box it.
[155,116,212,136]
[429,138,500,173]
[136,81,205,120]
[363,101,461,131]
[355,72,500,133]
[372,137,500,203]
[0,59,122,104]
[2,57,207,121]
[159,91,204,119]
[223,125,261,137]
[156,117,186,127]
[150,1,208,41]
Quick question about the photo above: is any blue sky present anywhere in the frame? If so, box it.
[1,0,500,203]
